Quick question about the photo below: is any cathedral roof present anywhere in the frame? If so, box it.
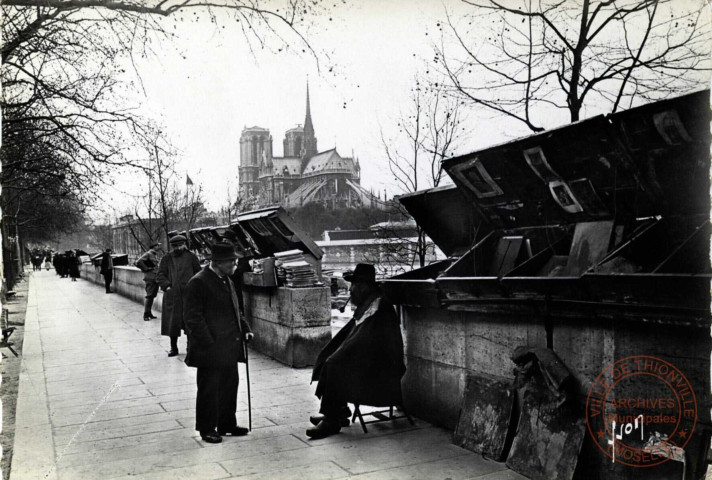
[286,125,304,134]
[242,126,270,133]
[272,157,303,175]
[302,149,355,175]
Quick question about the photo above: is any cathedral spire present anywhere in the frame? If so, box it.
[302,79,317,158]
[305,81,313,132]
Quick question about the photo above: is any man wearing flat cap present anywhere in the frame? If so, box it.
[307,263,406,439]
[156,234,201,356]
[136,242,163,321]
[183,242,254,443]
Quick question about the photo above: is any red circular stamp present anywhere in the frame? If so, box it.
[585,355,697,467]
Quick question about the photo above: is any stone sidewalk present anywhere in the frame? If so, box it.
[9,270,526,480]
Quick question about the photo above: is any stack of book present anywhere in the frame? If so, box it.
[282,260,320,287]
[274,249,306,283]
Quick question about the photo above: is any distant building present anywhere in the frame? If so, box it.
[317,221,444,276]
[238,83,385,210]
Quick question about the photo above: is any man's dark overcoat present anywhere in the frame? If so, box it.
[311,293,405,406]
[182,267,252,368]
[68,254,80,279]
[156,250,201,337]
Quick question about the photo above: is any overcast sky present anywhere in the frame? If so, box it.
[104,0,504,214]
[102,0,711,215]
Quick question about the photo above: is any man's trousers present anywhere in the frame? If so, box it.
[144,280,158,316]
[102,271,113,293]
[195,365,239,434]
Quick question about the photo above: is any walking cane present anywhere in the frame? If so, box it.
[244,339,252,431]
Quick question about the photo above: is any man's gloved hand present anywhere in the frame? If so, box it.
[244,332,254,343]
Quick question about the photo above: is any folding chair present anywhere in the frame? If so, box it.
[351,404,415,433]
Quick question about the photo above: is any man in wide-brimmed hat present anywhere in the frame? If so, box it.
[183,242,254,444]
[156,235,201,356]
[307,263,406,439]
[136,242,164,321]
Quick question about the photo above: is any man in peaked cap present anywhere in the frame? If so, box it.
[156,235,201,357]
[183,242,254,443]
[136,242,163,321]
[307,263,406,439]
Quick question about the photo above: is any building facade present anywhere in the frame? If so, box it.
[238,84,384,210]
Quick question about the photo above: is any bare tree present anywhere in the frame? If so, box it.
[218,180,259,225]
[437,0,711,132]
[376,78,466,271]
[118,137,209,253]
[87,221,114,252]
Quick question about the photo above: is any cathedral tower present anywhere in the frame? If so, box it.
[239,126,272,196]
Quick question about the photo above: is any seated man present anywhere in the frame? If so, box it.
[307,263,406,439]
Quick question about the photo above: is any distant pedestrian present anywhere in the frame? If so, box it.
[100,248,114,293]
[183,242,254,443]
[44,256,51,271]
[136,242,163,321]
[59,254,69,278]
[67,251,80,281]
[156,235,201,357]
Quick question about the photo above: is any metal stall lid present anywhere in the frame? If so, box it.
[234,206,323,260]
[381,185,486,307]
[432,89,711,312]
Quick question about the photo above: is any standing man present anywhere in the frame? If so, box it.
[183,242,254,443]
[156,235,201,357]
[136,242,163,321]
[307,263,406,439]
[100,248,114,293]
[67,251,80,281]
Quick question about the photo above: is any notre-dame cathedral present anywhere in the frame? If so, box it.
[238,84,384,209]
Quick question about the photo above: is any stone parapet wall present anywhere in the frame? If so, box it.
[80,264,164,312]
[400,306,547,429]
[243,285,331,367]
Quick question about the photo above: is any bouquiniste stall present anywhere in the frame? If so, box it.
[383,90,711,479]
[188,207,331,368]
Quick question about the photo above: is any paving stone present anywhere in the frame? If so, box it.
[59,424,201,455]
[347,454,508,479]
[237,461,351,480]
[475,470,530,480]
[112,463,230,480]
[53,419,183,446]
[50,403,166,427]
[50,394,169,416]
[54,436,201,469]
[56,434,306,479]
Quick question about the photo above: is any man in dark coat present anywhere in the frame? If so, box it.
[99,249,113,293]
[156,235,201,357]
[183,242,254,444]
[67,251,80,281]
[136,242,163,321]
[307,263,406,439]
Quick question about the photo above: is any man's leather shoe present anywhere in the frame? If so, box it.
[149,314,157,319]
[306,419,341,439]
[200,431,222,443]
[309,414,350,427]
[218,426,249,436]
[143,316,151,321]
[167,349,179,357]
